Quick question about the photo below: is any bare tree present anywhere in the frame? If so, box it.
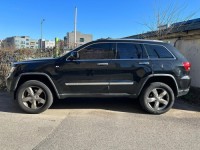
[139,0,198,39]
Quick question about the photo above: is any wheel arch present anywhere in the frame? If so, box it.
[138,74,178,97]
[14,73,60,100]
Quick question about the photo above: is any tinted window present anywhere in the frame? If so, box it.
[145,44,174,58]
[79,43,115,59]
[117,43,146,59]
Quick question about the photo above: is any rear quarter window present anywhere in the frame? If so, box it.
[144,44,174,59]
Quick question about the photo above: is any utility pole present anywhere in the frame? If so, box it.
[41,19,45,51]
[74,7,77,48]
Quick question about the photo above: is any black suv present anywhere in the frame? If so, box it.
[6,39,191,114]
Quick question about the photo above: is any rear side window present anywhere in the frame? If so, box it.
[144,44,174,58]
[117,43,147,59]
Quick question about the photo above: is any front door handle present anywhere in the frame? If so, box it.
[139,62,150,65]
[97,63,109,66]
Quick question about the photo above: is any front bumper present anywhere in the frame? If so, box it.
[6,74,12,92]
[6,73,17,92]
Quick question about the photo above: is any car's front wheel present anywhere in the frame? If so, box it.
[140,82,175,114]
[16,80,53,114]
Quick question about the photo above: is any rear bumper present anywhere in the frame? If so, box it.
[177,88,190,97]
[177,75,191,97]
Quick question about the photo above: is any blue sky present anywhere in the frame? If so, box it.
[0,0,200,40]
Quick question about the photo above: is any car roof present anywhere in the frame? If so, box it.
[95,38,163,43]
[72,38,166,52]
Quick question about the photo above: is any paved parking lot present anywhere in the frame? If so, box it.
[0,91,200,150]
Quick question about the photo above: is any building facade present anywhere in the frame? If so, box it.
[64,31,93,49]
[3,36,31,49]
[3,36,55,50]
[29,39,39,49]
[38,39,55,50]
[44,40,55,49]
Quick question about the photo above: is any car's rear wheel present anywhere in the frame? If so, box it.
[16,80,53,114]
[140,82,175,114]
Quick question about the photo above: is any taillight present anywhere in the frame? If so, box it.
[183,62,191,71]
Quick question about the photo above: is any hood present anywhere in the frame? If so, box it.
[13,57,57,65]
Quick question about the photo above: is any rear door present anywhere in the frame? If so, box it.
[109,42,152,95]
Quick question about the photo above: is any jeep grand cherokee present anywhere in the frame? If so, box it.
[6,39,191,114]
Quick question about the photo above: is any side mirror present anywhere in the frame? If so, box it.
[68,51,79,60]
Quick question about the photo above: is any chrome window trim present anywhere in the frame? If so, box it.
[66,41,176,61]
[104,38,163,43]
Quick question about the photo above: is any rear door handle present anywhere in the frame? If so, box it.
[97,63,109,66]
[139,62,150,65]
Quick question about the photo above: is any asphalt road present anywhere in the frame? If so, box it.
[0,91,200,150]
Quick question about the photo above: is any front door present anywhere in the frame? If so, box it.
[56,43,115,95]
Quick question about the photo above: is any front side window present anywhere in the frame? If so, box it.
[144,44,174,58]
[116,43,146,59]
[79,43,115,59]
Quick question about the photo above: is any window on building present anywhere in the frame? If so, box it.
[79,43,115,59]
[21,41,25,44]
[144,44,174,58]
[26,39,29,41]
[80,38,84,42]
[26,43,29,45]
[116,43,146,59]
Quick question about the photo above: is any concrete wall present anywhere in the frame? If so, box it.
[163,38,200,88]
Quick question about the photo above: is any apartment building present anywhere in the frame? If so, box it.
[29,39,39,49]
[3,36,30,49]
[44,40,55,49]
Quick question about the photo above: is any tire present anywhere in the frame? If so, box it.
[139,82,175,114]
[16,80,53,114]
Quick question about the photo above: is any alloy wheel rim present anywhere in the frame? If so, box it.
[22,86,47,109]
[147,88,170,111]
